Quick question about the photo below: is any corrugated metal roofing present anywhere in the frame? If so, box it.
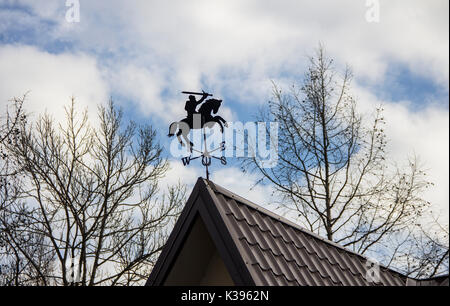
[147,178,449,286]
[207,181,408,286]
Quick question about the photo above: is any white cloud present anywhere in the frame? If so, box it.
[0,45,109,123]
[7,1,447,109]
[352,84,449,222]
[160,159,203,192]
[385,104,449,223]
[108,64,167,119]
[210,167,275,206]
[160,161,277,211]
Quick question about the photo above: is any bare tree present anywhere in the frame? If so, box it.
[242,46,448,277]
[3,98,185,286]
[0,94,43,286]
[0,202,55,286]
[400,215,449,278]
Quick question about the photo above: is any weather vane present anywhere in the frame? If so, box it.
[168,90,228,180]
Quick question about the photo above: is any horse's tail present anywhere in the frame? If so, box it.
[168,122,177,137]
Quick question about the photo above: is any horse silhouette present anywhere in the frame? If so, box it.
[168,98,227,151]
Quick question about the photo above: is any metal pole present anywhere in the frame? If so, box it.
[203,128,210,180]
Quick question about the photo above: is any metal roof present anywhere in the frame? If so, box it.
[146,178,448,286]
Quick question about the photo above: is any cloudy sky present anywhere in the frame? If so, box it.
[0,0,448,221]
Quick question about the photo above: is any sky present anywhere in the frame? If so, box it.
[0,0,448,223]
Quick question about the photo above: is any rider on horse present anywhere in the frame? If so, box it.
[168,91,227,151]
[185,91,209,124]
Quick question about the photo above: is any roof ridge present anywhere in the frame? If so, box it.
[204,178,409,282]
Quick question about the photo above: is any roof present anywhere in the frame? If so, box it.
[407,275,449,286]
[146,177,449,286]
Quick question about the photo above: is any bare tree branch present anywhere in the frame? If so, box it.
[2,97,185,285]
[242,46,448,278]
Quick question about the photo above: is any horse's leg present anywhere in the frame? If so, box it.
[212,117,224,133]
[215,116,228,127]
[176,130,184,146]
[176,121,192,148]
[182,132,193,153]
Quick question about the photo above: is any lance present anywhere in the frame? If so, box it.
[181,91,213,97]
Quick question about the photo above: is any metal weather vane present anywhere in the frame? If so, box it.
[168,90,228,180]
